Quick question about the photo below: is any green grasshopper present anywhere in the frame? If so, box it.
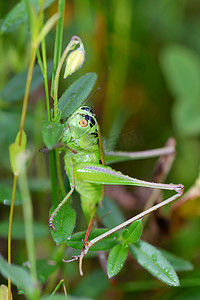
[49,105,184,268]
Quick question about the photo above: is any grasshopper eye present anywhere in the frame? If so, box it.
[79,119,88,127]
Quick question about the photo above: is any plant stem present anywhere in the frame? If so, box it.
[56,149,66,196]
[41,37,51,120]
[19,46,37,144]
[48,0,65,205]
[8,175,17,300]
[49,150,58,206]
[53,36,81,120]
[50,0,65,98]
[18,158,39,289]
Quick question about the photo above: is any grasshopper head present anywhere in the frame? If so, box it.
[61,106,100,150]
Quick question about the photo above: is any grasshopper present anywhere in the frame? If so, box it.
[49,105,184,274]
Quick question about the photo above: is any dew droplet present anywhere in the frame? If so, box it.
[144,263,148,268]
[165,267,170,274]
[152,254,157,261]
[3,199,9,205]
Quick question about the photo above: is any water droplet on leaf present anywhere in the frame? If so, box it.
[152,254,157,261]
[165,267,170,274]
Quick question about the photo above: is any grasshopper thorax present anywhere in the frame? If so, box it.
[61,106,100,150]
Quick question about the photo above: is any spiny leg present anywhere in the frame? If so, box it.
[84,217,94,243]
[78,217,94,276]
[63,216,96,275]
[49,169,75,231]
[87,184,184,248]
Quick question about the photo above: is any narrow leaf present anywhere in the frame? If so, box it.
[129,241,180,286]
[107,244,128,278]
[36,13,59,46]
[50,203,76,245]
[41,120,64,149]
[0,255,34,295]
[0,0,55,34]
[58,72,97,119]
[122,220,143,244]
[1,61,53,102]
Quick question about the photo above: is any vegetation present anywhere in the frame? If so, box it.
[0,1,200,299]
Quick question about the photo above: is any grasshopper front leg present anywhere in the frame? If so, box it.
[49,168,75,231]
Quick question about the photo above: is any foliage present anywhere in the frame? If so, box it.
[0,1,200,300]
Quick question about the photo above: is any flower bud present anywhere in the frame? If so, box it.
[64,45,85,79]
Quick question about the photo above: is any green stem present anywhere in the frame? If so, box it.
[49,150,58,206]
[50,0,65,98]
[19,45,37,144]
[8,175,17,300]
[56,149,65,196]
[41,35,51,121]
[18,160,39,292]
[53,36,81,120]
[49,0,65,204]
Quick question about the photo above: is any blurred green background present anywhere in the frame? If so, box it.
[0,0,200,299]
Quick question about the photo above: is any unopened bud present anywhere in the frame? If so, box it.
[64,45,85,78]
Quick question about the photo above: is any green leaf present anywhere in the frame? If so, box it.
[0,0,55,34]
[36,259,57,284]
[66,228,118,251]
[172,100,200,136]
[0,220,48,239]
[1,61,53,102]
[58,72,97,119]
[0,254,35,296]
[160,249,194,272]
[0,183,22,205]
[129,241,180,286]
[41,120,64,149]
[122,220,143,244]
[50,203,76,244]
[160,45,200,100]
[107,244,128,278]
